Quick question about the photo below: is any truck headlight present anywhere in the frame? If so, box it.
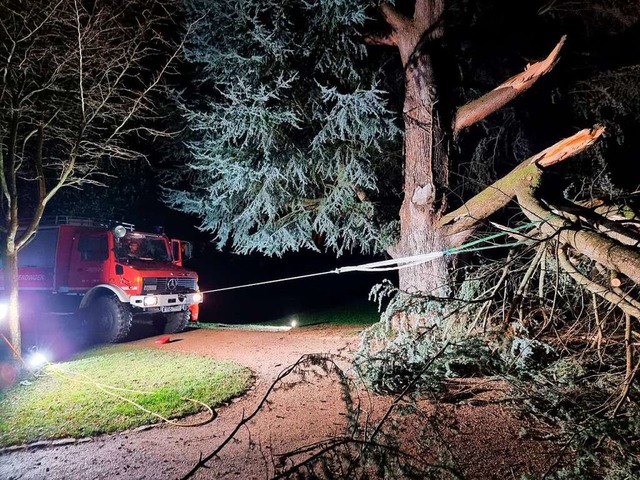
[192,293,203,303]
[143,296,158,306]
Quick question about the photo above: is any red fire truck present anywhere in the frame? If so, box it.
[0,217,203,343]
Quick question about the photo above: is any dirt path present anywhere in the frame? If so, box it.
[0,326,558,479]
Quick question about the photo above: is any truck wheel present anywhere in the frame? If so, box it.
[155,310,190,334]
[93,296,133,343]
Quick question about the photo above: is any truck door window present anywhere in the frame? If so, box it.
[78,235,108,261]
[181,242,192,260]
[18,229,57,268]
[144,239,171,261]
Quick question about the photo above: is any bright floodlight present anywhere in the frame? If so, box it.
[290,319,298,328]
[27,351,48,370]
[0,303,7,322]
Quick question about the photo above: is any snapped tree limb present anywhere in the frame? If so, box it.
[454,36,566,134]
[440,125,605,245]
[557,246,640,319]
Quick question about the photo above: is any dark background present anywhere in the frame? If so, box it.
[190,249,391,323]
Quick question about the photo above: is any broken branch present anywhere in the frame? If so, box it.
[454,36,566,134]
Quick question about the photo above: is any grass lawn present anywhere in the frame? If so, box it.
[198,301,381,330]
[0,346,252,447]
[269,301,380,327]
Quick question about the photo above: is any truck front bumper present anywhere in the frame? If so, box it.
[129,292,203,312]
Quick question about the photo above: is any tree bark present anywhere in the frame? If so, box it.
[384,0,451,294]
[516,178,640,285]
[440,126,605,245]
[453,36,566,135]
[3,249,20,355]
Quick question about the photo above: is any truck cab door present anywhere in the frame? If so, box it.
[171,240,193,267]
[67,233,109,290]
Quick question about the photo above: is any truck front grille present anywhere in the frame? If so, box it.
[143,277,197,294]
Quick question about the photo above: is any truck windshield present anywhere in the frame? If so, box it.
[116,233,171,262]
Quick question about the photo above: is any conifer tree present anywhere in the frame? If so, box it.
[169,0,576,295]
[171,0,400,257]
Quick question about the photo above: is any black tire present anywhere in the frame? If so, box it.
[155,309,190,334]
[92,296,133,343]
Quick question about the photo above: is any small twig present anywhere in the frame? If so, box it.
[541,432,579,479]
[612,315,638,417]
[591,293,604,362]
[467,250,514,334]
[369,342,451,443]
[271,344,454,479]
[514,243,546,325]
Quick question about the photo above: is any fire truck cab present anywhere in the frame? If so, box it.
[1,217,203,343]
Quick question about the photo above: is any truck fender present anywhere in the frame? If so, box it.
[79,284,130,308]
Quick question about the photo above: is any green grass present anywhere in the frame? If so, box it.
[0,346,252,447]
[269,302,380,327]
[197,301,380,330]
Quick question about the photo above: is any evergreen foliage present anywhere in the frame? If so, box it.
[166,0,400,256]
[356,241,640,477]
[356,280,504,394]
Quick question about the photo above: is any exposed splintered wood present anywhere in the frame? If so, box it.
[454,36,567,134]
[440,126,605,245]
[526,124,605,168]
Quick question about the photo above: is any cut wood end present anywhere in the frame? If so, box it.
[611,270,622,288]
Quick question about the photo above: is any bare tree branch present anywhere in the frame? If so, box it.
[557,246,640,318]
[0,0,183,353]
[516,176,640,285]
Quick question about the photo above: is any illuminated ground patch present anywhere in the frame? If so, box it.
[0,346,252,446]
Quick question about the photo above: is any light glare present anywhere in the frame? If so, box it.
[0,303,7,321]
[143,296,158,306]
[27,351,48,369]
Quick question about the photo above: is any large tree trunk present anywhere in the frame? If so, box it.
[373,2,564,296]
[389,50,451,294]
[381,0,451,294]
